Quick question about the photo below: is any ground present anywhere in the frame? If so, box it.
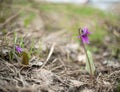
[0,1,120,92]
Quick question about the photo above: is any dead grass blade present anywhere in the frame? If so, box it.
[40,43,55,69]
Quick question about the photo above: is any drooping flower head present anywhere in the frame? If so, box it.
[78,27,91,44]
[15,46,22,53]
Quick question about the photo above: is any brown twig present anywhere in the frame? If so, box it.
[40,43,55,69]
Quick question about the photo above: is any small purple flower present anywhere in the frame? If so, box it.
[78,27,91,44]
[15,46,22,53]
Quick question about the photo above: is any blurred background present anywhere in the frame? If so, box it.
[40,0,120,12]
[0,0,120,58]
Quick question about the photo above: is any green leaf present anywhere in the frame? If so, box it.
[21,51,29,65]
[14,32,17,44]
[85,50,95,75]
[19,37,24,48]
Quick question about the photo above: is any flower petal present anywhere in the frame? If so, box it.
[82,27,91,35]
[15,46,22,53]
[82,35,89,44]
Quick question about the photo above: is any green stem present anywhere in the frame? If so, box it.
[78,28,92,77]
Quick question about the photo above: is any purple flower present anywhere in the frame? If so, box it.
[15,46,22,53]
[78,27,91,44]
